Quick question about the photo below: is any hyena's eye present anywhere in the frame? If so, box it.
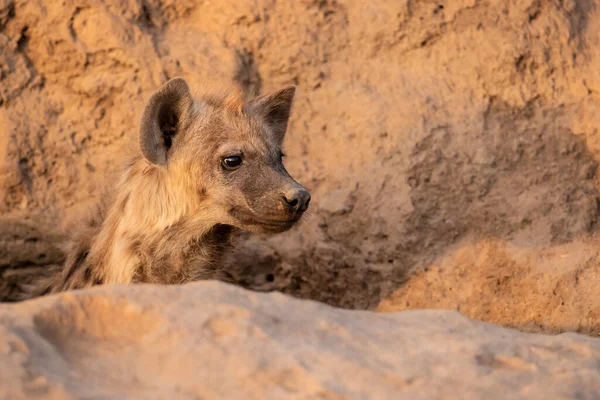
[221,156,243,171]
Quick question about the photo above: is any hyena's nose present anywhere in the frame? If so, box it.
[282,188,311,214]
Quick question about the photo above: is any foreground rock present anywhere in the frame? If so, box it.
[1,282,599,399]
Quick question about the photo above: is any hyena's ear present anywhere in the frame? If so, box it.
[139,77,193,166]
[246,86,296,145]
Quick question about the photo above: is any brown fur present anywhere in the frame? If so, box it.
[23,77,310,299]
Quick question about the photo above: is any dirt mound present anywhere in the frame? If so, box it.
[2,0,600,334]
[2,282,600,399]
[378,236,600,336]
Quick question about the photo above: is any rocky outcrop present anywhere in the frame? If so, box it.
[2,282,600,399]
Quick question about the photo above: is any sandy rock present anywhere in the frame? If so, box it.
[378,236,600,337]
[1,281,599,400]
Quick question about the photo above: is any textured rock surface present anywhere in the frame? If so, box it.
[2,0,600,335]
[1,281,600,399]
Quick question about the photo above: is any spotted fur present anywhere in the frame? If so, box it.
[24,77,310,299]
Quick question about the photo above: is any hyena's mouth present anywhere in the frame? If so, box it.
[228,208,303,232]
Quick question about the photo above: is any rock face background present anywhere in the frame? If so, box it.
[2,0,600,335]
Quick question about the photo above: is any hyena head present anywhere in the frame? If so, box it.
[139,77,310,233]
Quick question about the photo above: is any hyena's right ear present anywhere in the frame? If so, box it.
[139,77,193,166]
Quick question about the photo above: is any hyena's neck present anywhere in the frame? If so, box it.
[41,158,233,296]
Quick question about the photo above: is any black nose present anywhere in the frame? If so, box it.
[281,188,311,214]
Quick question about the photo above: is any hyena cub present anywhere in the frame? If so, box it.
[31,77,310,298]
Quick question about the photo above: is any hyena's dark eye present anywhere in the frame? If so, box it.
[221,156,243,171]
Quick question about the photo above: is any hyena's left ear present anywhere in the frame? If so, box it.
[246,86,296,145]
[139,77,194,166]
